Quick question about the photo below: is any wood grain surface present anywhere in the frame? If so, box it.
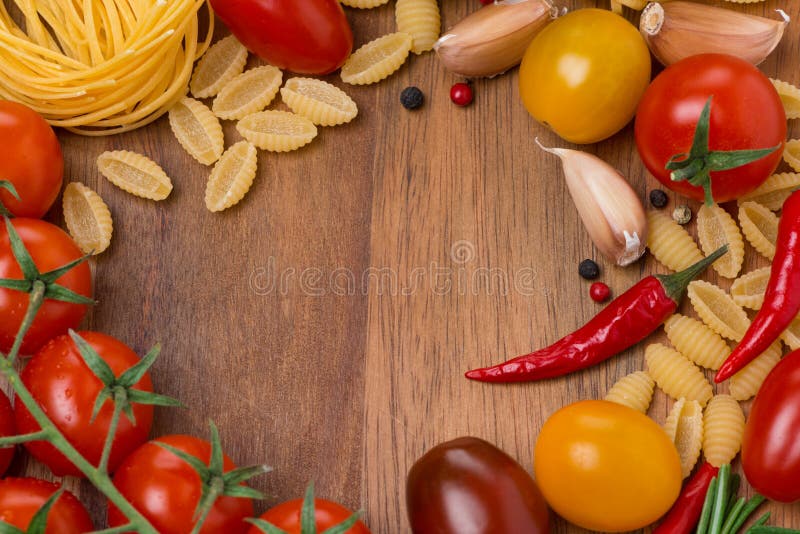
[7,0,800,531]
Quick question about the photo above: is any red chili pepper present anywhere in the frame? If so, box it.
[465,247,727,383]
[716,190,800,383]
[654,462,719,534]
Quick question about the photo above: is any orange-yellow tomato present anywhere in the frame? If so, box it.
[534,400,681,532]
[518,9,651,144]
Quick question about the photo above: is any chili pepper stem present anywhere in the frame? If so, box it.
[6,280,45,365]
[656,245,728,303]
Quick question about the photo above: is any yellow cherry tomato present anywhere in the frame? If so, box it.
[534,400,681,532]
[519,9,651,144]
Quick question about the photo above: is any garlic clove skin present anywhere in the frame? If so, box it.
[536,139,648,266]
[434,0,561,78]
[640,1,789,67]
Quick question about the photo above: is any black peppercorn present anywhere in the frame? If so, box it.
[578,259,600,280]
[400,86,424,110]
[649,189,668,209]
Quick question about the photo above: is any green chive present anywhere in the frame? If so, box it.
[728,495,766,534]
[748,528,800,534]
[724,475,741,518]
[710,465,731,534]
[697,476,719,534]
[720,498,745,534]
[747,513,771,533]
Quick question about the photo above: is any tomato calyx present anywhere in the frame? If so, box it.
[0,182,20,217]
[248,482,363,534]
[156,421,270,532]
[0,487,64,534]
[666,96,782,206]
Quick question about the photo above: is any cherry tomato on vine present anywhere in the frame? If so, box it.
[0,219,91,355]
[534,400,681,532]
[518,9,651,144]
[0,477,94,533]
[635,54,786,203]
[108,435,255,534]
[209,0,353,75]
[250,495,370,534]
[0,389,14,475]
[14,331,155,477]
[0,101,63,218]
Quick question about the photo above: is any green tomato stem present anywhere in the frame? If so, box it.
[98,388,126,473]
[89,525,135,534]
[0,429,51,447]
[190,477,225,534]
[6,280,45,365]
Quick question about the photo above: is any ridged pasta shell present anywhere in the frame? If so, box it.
[97,151,172,201]
[169,97,224,165]
[395,0,441,54]
[738,201,779,260]
[646,210,703,272]
[785,140,800,173]
[190,35,249,98]
[687,280,750,342]
[664,314,730,370]
[782,316,800,351]
[730,267,771,310]
[341,0,389,7]
[604,371,655,413]
[62,182,113,255]
[663,398,704,478]
[236,111,318,152]
[739,173,800,211]
[703,395,745,468]
[771,78,800,120]
[696,204,744,278]
[730,341,782,401]
[280,78,358,126]
[205,141,258,213]
[212,66,283,121]
[341,33,413,85]
[645,343,713,406]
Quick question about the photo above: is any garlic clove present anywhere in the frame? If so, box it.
[640,1,789,67]
[434,0,562,78]
[536,139,647,266]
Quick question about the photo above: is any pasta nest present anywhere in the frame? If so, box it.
[0,0,213,135]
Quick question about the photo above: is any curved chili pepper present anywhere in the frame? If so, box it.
[465,246,728,383]
[654,462,719,534]
[716,190,800,383]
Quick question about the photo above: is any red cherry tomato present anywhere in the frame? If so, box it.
[590,282,611,303]
[0,219,92,355]
[209,0,353,75]
[14,332,154,477]
[450,83,474,107]
[742,349,800,503]
[635,54,785,203]
[0,389,14,475]
[250,498,370,534]
[0,477,94,533]
[0,101,63,218]
[108,435,255,534]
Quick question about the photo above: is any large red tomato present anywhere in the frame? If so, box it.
[108,435,255,534]
[0,101,63,218]
[0,219,92,355]
[635,54,786,203]
[0,478,94,533]
[742,349,800,503]
[209,0,353,75]
[0,389,14,475]
[14,331,154,477]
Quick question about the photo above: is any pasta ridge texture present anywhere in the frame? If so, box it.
[97,150,173,201]
[395,0,441,54]
[738,201,779,260]
[730,267,771,310]
[696,204,744,278]
[784,140,800,173]
[604,371,655,413]
[645,343,712,406]
[212,65,283,121]
[341,33,413,85]
[663,398,704,478]
[664,314,730,371]
[739,173,800,211]
[771,78,800,120]
[62,182,113,255]
[190,34,248,99]
[205,141,258,213]
[168,97,224,165]
[687,280,750,342]
[236,110,318,152]
[730,341,782,401]
[647,210,703,272]
[703,395,745,467]
[340,0,390,8]
[280,77,358,126]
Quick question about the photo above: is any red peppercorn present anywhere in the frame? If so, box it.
[590,282,611,303]
[450,82,473,107]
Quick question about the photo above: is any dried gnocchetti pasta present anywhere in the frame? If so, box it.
[664,314,730,371]
[730,267,771,310]
[687,280,750,342]
[97,151,173,201]
[738,173,800,211]
[62,182,113,255]
[604,371,655,413]
[395,0,440,54]
[645,343,713,407]
[213,66,283,121]
[730,341,782,401]
[771,79,800,120]
[169,97,224,165]
[341,33,413,85]
[340,0,389,7]
[205,141,258,213]
[610,0,647,12]
[646,210,704,272]
[738,201,779,260]
[280,78,358,126]
[696,204,744,278]
[236,111,318,152]
[663,398,704,478]
[782,315,800,351]
[785,140,800,173]
[703,395,745,468]
[190,35,249,99]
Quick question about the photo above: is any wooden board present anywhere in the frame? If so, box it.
[9,0,800,531]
